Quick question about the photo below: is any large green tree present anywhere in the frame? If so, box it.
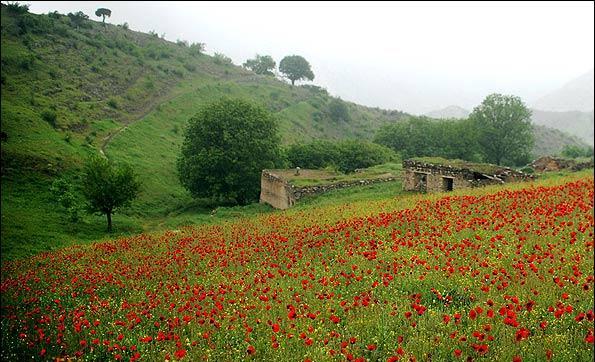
[469,93,533,165]
[177,98,281,205]
[279,55,314,85]
[82,156,141,232]
[243,54,276,75]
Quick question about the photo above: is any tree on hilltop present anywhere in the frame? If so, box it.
[243,55,276,76]
[279,55,314,85]
[95,8,111,25]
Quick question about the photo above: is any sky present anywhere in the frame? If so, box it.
[26,1,595,114]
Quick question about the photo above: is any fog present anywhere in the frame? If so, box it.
[27,1,595,114]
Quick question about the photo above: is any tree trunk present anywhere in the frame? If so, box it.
[106,211,112,232]
[291,79,295,86]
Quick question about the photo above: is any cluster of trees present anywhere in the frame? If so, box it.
[561,144,594,159]
[243,54,314,85]
[286,139,396,173]
[375,94,535,166]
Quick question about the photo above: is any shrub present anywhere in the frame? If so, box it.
[107,98,119,109]
[213,52,233,66]
[41,110,57,128]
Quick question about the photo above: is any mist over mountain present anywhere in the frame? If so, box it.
[530,109,594,146]
[532,69,594,112]
[424,105,470,119]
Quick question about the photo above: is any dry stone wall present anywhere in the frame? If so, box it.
[259,170,397,209]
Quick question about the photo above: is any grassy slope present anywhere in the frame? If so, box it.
[0,7,406,260]
[0,7,590,260]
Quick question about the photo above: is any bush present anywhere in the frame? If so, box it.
[41,110,57,128]
[213,52,233,66]
[561,144,594,159]
[327,98,351,122]
[107,98,119,109]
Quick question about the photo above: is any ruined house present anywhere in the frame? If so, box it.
[403,159,534,193]
[260,169,397,209]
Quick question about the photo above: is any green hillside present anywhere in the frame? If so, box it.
[1,5,589,260]
[0,6,406,259]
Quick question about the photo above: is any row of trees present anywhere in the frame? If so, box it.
[375,94,535,166]
[243,54,315,85]
[286,139,396,173]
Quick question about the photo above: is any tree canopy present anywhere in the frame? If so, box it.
[374,116,482,162]
[469,93,533,166]
[81,156,141,232]
[279,55,314,85]
[243,54,276,75]
[177,98,281,205]
[95,8,111,24]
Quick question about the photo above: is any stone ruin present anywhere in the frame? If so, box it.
[403,159,534,193]
[259,169,397,210]
[530,156,594,173]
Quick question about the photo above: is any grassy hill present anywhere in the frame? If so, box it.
[0,5,407,259]
[1,5,590,260]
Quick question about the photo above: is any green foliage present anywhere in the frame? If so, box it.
[50,177,83,222]
[81,156,141,231]
[67,11,90,29]
[107,98,119,109]
[189,42,205,55]
[560,144,594,158]
[213,52,232,66]
[41,109,57,128]
[286,139,396,173]
[94,8,111,24]
[374,117,483,162]
[469,93,534,166]
[279,55,314,85]
[177,98,281,205]
[243,54,276,75]
[4,2,29,15]
[327,98,351,122]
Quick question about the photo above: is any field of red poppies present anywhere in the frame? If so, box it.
[1,175,594,361]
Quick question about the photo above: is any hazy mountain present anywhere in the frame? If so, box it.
[424,105,470,119]
[532,69,594,112]
[530,109,594,146]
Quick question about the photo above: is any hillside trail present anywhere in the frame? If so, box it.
[99,73,263,159]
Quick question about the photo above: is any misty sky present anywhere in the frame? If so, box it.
[26,1,595,114]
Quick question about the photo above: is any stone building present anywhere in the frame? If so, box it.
[260,169,397,209]
[403,159,533,193]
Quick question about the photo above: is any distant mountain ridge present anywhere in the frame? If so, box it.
[532,69,594,112]
[424,105,470,119]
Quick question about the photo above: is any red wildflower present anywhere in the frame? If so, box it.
[515,328,530,342]
[247,345,256,355]
[367,344,377,351]
[174,349,186,359]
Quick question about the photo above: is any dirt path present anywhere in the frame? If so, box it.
[99,73,270,159]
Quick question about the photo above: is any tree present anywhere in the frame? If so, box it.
[279,55,314,85]
[243,54,276,75]
[81,156,141,232]
[95,8,111,25]
[469,94,533,166]
[177,98,281,205]
[67,11,89,29]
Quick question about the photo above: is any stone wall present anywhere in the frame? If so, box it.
[259,170,398,209]
[402,159,533,193]
[259,171,295,210]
